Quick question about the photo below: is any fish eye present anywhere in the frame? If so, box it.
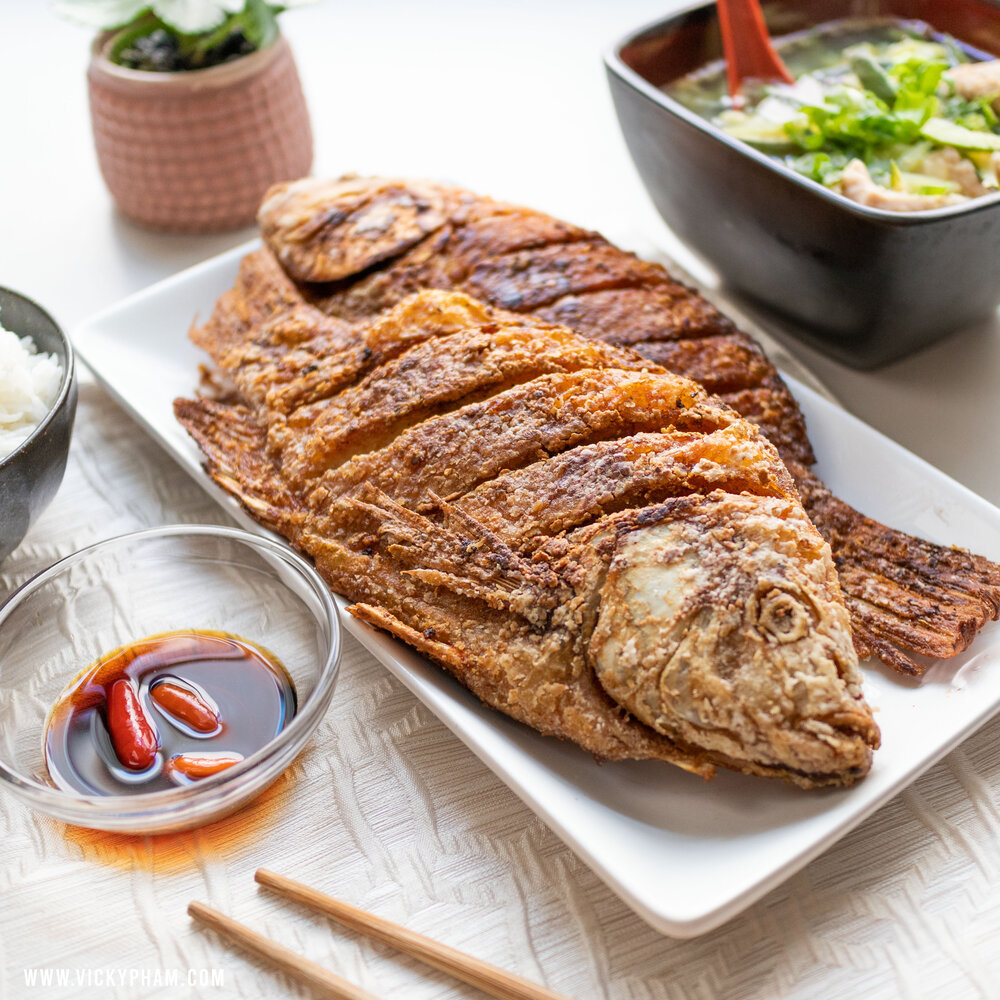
[754,587,812,644]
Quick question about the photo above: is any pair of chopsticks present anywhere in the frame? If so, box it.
[189,869,569,1000]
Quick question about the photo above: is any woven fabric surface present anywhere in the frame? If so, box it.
[1,378,999,1000]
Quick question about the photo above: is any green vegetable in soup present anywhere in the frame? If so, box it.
[920,117,1000,151]
[667,20,1000,206]
[851,52,897,102]
[722,119,799,153]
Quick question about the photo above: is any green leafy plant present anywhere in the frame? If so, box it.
[783,55,950,159]
[54,0,312,71]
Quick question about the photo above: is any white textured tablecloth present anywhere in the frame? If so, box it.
[4,0,1000,994]
[2,376,999,1000]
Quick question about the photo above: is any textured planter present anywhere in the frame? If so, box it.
[88,33,313,232]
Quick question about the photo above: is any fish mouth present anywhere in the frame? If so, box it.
[698,743,875,790]
[587,493,881,788]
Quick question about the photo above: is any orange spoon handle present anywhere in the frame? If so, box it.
[717,0,794,101]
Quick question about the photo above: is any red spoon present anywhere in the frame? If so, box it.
[716,0,794,104]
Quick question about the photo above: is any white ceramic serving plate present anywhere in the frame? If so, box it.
[73,242,1000,938]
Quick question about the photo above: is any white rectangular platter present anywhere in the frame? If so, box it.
[73,241,1000,938]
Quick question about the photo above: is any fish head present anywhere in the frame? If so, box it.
[588,492,880,787]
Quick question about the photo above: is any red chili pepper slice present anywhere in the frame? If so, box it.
[107,678,159,770]
[166,752,244,782]
[150,679,221,734]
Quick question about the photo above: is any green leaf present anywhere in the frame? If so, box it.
[787,150,849,186]
[851,53,896,103]
[241,0,279,49]
[106,10,163,61]
[891,57,946,100]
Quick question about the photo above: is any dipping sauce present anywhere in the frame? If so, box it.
[44,630,296,796]
[667,18,1000,211]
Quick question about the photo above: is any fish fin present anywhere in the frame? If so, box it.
[173,397,304,537]
[348,603,466,671]
[793,463,1000,674]
[259,177,450,283]
[190,247,319,363]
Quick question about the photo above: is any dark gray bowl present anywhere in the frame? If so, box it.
[0,289,77,563]
[606,0,1000,368]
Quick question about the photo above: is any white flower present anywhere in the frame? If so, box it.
[54,0,253,35]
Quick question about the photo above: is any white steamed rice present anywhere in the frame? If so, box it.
[0,320,63,460]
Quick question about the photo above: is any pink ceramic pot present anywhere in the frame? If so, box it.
[88,33,313,232]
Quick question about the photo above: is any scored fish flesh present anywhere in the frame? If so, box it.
[177,288,879,787]
[253,176,1000,675]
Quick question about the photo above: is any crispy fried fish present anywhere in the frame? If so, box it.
[253,176,1000,675]
[177,293,879,787]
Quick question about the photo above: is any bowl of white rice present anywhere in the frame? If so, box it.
[0,288,76,563]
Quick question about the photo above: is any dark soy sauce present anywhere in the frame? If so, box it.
[44,630,296,796]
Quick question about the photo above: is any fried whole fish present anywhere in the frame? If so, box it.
[177,290,879,787]
[251,176,1000,675]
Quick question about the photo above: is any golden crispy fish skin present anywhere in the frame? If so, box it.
[275,317,655,488]
[254,176,1000,675]
[258,177,451,283]
[346,486,878,788]
[174,396,717,776]
[176,293,878,787]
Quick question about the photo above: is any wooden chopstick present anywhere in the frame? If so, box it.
[188,901,379,1000]
[255,869,571,1000]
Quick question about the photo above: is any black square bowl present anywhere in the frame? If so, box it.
[606,0,1000,367]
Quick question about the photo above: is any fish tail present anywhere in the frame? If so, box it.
[793,464,1000,674]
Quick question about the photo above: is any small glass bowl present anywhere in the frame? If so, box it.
[0,525,340,833]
